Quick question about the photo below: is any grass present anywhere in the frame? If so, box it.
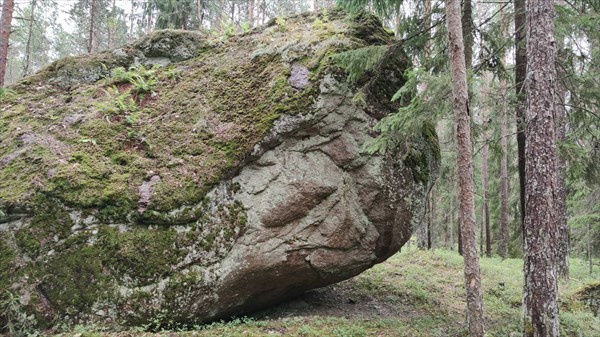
[49,247,599,337]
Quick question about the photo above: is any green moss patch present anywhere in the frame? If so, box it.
[1,10,396,223]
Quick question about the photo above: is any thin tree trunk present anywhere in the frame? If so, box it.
[417,222,428,249]
[589,222,593,275]
[248,0,254,26]
[446,1,485,335]
[555,25,569,280]
[129,0,135,41]
[515,0,527,231]
[498,4,510,260]
[196,0,204,30]
[0,0,15,86]
[523,1,559,336]
[499,78,509,259]
[22,0,37,77]
[231,2,235,23]
[458,0,472,259]
[450,194,454,250]
[88,0,96,53]
[480,71,491,258]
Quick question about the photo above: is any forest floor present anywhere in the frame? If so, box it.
[54,247,599,337]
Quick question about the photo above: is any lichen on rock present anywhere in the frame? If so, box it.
[0,9,439,331]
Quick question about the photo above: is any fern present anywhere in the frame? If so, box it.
[331,45,389,83]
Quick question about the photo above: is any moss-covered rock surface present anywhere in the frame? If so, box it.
[0,10,439,332]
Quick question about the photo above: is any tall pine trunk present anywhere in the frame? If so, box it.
[0,0,15,86]
[446,0,485,335]
[523,1,560,336]
[515,0,527,231]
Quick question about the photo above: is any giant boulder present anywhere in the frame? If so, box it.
[0,10,439,330]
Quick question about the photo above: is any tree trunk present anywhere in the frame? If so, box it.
[22,0,37,77]
[555,28,569,280]
[0,0,15,86]
[515,0,527,230]
[248,0,254,26]
[480,72,491,258]
[499,78,509,259]
[450,194,454,250]
[461,0,473,70]
[417,222,428,249]
[523,1,560,336]
[446,1,485,335]
[231,2,235,23]
[88,0,96,53]
[498,4,510,260]
[589,222,593,275]
[129,0,135,41]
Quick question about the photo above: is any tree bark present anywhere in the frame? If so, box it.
[446,1,485,335]
[462,0,473,70]
[0,0,15,86]
[515,0,527,230]
[523,1,560,336]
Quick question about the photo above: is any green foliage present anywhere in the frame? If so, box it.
[241,22,251,33]
[95,86,138,119]
[337,0,404,18]
[275,17,287,32]
[331,45,389,83]
[0,87,16,100]
[111,65,158,96]
[0,291,37,336]
[365,68,449,155]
